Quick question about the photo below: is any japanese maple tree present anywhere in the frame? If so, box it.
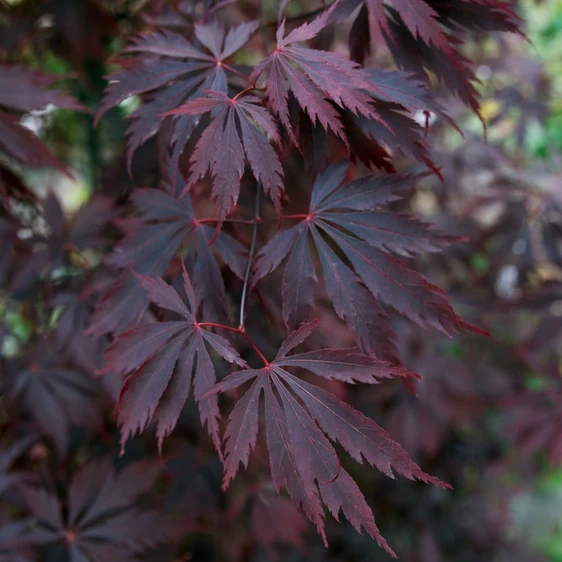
[0,1,534,561]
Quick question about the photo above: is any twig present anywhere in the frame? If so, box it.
[198,321,269,366]
[239,184,262,329]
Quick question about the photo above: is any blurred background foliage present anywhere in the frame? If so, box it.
[451,2,562,558]
[1,0,561,560]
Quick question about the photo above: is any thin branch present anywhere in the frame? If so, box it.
[233,85,258,101]
[221,63,251,82]
[197,214,304,225]
[198,322,240,332]
[238,329,269,366]
[281,213,309,220]
[198,321,269,366]
[239,183,262,329]
[198,217,259,225]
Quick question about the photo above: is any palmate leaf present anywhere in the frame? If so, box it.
[88,172,247,335]
[253,162,479,360]
[51,292,109,375]
[22,458,176,562]
[250,4,382,146]
[102,269,246,453]
[166,92,284,218]
[0,65,86,174]
[97,21,258,168]
[336,0,519,53]
[6,360,102,455]
[366,0,451,53]
[507,389,562,464]
[0,65,85,114]
[0,437,34,496]
[250,494,309,554]
[207,320,446,555]
[316,67,456,174]
[335,0,521,109]
[0,516,35,562]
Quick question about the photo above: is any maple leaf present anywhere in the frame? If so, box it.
[321,67,456,174]
[51,291,109,375]
[253,162,475,359]
[250,493,309,554]
[5,358,103,455]
[373,0,451,52]
[0,65,86,173]
[97,21,258,167]
[0,437,34,496]
[102,268,246,453]
[334,0,449,57]
[383,10,482,113]
[21,458,176,561]
[0,516,35,562]
[87,269,153,338]
[427,0,522,34]
[105,185,195,277]
[166,92,284,217]
[364,67,456,129]
[506,389,562,464]
[337,0,519,54]
[0,65,85,115]
[207,319,445,554]
[335,0,520,109]
[0,207,21,288]
[249,4,382,146]
[8,193,115,297]
[519,282,562,362]
[89,172,247,335]
[164,443,222,523]
[386,350,484,457]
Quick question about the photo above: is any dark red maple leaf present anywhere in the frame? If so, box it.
[353,68,457,171]
[0,206,21,287]
[386,355,483,458]
[253,162,476,360]
[506,388,562,464]
[0,516,36,562]
[518,281,562,376]
[97,20,258,168]
[0,65,86,173]
[102,268,246,453]
[5,353,103,455]
[228,486,309,557]
[51,291,109,375]
[0,437,34,496]
[250,4,382,147]
[427,0,522,34]
[89,172,247,335]
[0,65,85,115]
[338,0,451,54]
[87,268,153,338]
[206,319,446,555]
[164,442,222,523]
[166,92,284,217]
[335,0,520,110]
[382,10,482,113]
[21,458,176,561]
[250,494,309,555]
[9,193,115,297]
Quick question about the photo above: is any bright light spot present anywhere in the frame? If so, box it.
[512,239,527,255]
[495,265,519,299]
